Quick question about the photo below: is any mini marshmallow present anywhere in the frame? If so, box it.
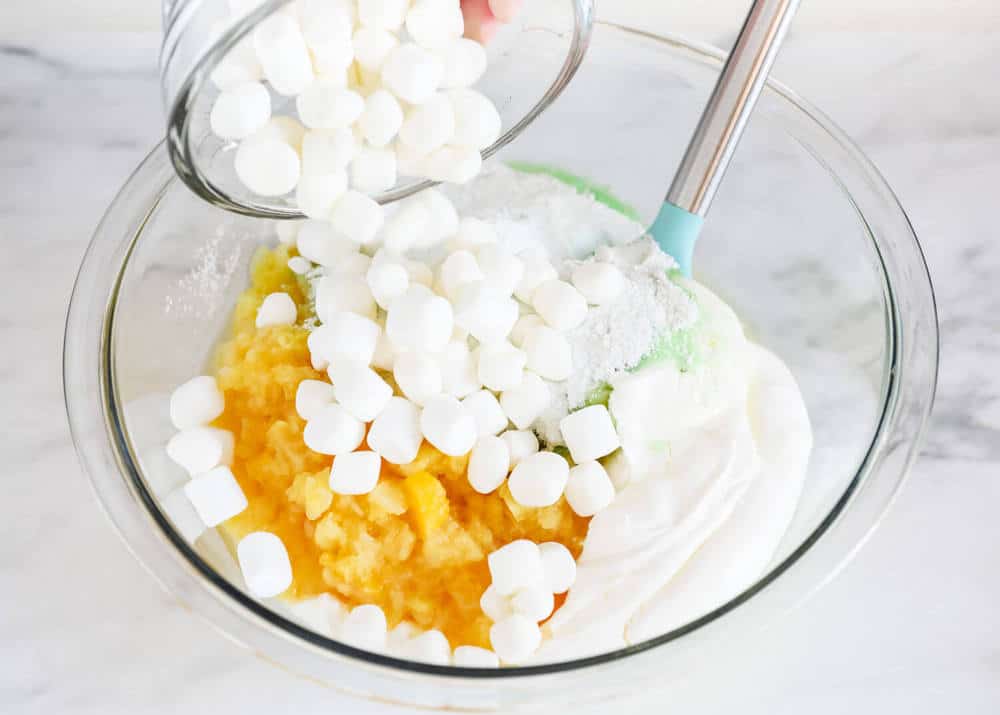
[532,279,588,332]
[210,82,271,140]
[252,13,314,96]
[256,292,297,328]
[500,429,538,468]
[448,89,502,150]
[507,451,569,508]
[462,390,508,437]
[399,93,455,156]
[420,394,477,456]
[477,342,526,393]
[211,34,262,90]
[315,274,377,321]
[499,371,550,430]
[170,375,224,430]
[511,584,554,622]
[161,487,206,544]
[234,137,300,196]
[514,255,558,304]
[184,465,248,526]
[295,170,347,219]
[309,312,380,369]
[490,615,542,664]
[467,435,509,494]
[476,244,524,298]
[402,629,452,665]
[237,531,293,598]
[479,584,513,621]
[385,189,458,254]
[453,281,518,345]
[302,128,356,174]
[440,38,487,89]
[366,257,410,309]
[371,330,397,371]
[298,0,353,55]
[414,189,460,248]
[539,541,577,594]
[350,144,397,193]
[438,339,481,398]
[366,396,423,464]
[509,314,545,348]
[488,540,544,596]
[393,352,442,405]
[381,43,444,105]
[381,198,430,255]
[296,220,356,266]
[450,217,497,250]
[522,325,572,381]
[330,360,394,421]
[452,646,499,668]
[303,403,366,455]
[405,0,464,49]
[329,252,373,276]
[341,604,388,651]
[295,78,365,129]
[329,190,385,245]
[352,26,398,70]
[329,450,382,495]
[437,249,483,300]
[420,145,482,184]
[167,427,234,476]
[393,139,429,177]
[386,620,420,652]
[559,405,620,463]
[253,116,306,150]
[571,261,626,305]
[358,0,408,31]
[565,460,616,517]
[295,379,337,421]
[358,89,404,147]
[288,593,345,636]
[386,286,454,353]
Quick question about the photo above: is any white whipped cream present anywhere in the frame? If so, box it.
[535,281,812,662]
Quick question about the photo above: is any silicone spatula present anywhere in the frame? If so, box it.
[649,0,799,276]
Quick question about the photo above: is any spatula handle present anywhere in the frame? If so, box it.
[666,0,800,217]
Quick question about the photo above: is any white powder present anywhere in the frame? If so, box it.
[448,165,648,263]
[533,240,698,444]
[449,166,699,445]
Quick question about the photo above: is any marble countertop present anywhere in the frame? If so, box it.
[2,25,999,715]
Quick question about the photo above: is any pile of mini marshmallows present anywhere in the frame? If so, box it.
[161,184,632,664]
[209,0,502,216]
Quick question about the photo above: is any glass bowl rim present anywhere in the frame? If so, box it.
[67,21,939,682]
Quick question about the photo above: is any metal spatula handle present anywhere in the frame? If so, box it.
[666,0,800,217]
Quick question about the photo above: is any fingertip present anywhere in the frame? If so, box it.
[488,0,522,23]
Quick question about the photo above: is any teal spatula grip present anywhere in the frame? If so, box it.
[648,201,703,277]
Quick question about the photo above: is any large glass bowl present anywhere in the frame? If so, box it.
[64,21,937,712]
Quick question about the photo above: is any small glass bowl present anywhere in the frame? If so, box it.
[160,0,594,218]
[65,21,937,711]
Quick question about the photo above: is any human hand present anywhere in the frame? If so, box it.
[461,0,523,44]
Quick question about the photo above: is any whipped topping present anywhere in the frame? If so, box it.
[533,282,812,661]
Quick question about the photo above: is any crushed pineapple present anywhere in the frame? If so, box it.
[213,246,589,649]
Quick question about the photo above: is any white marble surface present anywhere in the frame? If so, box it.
[2,25,999,715]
